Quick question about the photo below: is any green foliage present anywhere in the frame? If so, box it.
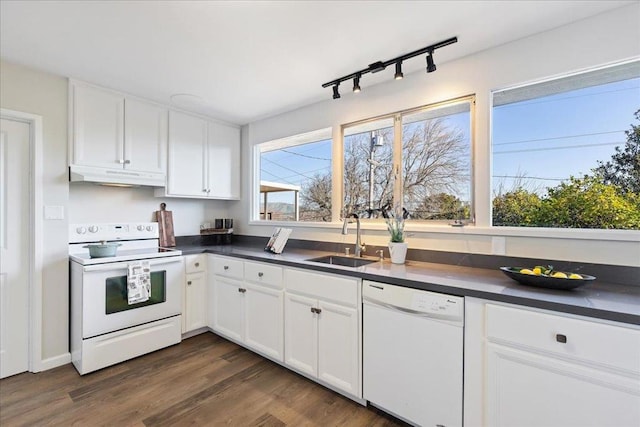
[539,175,640,229]
[492,189,543,226]
[415,193,470,220]
[385,206,405,242]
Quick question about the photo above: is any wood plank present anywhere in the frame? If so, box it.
[0,333,407,426]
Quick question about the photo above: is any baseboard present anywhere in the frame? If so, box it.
[181,327,210,340]
[36,352,71,372]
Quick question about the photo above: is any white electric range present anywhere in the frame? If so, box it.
[69,222,184,375]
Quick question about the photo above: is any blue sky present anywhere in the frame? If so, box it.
[261,76,640,207]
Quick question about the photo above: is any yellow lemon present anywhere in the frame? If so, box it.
[569,273,582,279]
[532,267,543,276]
[552,272,568,279]
[520,268,535,275]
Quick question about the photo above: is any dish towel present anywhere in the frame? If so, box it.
[127,260,151,304]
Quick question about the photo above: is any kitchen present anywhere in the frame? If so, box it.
[1,1,639,426]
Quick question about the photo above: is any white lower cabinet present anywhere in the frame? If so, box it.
[209,256,284,362]
[284,268,362,399]
[183,254,207,333]
[464,297,640,427]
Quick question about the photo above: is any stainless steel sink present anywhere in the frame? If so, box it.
[306,255,378,268]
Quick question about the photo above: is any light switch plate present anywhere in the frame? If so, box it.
[491,236,506,255]
[44,205,64,220]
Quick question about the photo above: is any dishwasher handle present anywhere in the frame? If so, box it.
[363,294,464,325]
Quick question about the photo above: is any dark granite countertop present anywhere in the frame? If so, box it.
[175,241,640,325]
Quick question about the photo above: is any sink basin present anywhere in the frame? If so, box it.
[306,255,378,268]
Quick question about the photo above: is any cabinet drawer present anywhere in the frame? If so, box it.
[486,304,640,374]
[213,256,244,279]
[244,261,283,289]
[185,254,206,274]
[285,268,359,306]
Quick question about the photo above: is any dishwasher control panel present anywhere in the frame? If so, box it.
[363,280,464,322]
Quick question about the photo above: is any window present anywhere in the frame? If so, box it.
[492,61,640,229]
[257,128,332,222]
[342,97,474,221]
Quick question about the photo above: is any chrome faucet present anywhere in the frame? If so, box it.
[342,213,365,257]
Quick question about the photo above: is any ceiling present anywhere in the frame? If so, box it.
[0,1,633,125]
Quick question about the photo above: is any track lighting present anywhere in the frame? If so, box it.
[322,36,457,99]
[332,84,341,99]
[394,61,403,80]
[353,74,361,93]
[426,51,436,73]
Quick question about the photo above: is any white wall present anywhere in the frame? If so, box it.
[68,184,229,236]
[1,60,69,363]
[1,60,232,367]
[232,4,640,267]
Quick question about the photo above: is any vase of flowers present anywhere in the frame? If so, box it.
[385,206,408,264]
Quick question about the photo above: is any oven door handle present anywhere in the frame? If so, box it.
[82,256,183,272]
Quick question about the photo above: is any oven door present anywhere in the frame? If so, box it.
[81,256,184,338]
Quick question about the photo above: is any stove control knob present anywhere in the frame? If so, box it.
[88,226,98,233]
[146,225,154,231]
[76,227,86,234]
[137,225,145,231]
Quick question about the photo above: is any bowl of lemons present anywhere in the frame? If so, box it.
[500,265,596,290]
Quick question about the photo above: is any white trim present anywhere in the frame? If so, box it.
[0,108,44,373]
[39,352,71,371]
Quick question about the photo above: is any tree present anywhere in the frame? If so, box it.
[492,189,543,226]
[594,109,640,195]
[300,173,332,221]
[416,193,470,220]
[539,175,640,229]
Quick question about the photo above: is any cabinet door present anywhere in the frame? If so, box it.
[167,111,207,197]
[184,271,207,333]
[244,283,284,361]
[486,343,640,427]
[207,121,240,199]
[124,98,167,174]
[72,83,124,169]
[211,276,244,342]
[284,292,318,377]
[317,300,360,396]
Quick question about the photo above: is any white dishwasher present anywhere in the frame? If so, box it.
[363,280,464,427]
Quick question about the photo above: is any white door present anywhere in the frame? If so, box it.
[284,292,317,377]
[244,283,284,361]
[0,118,30,378]
[124,98,167,174]
[71,83,124,168]
[184,271,207,333]
[486,343,640,427]
[212,277,244,342]
[317,301,359,395]
[167,111,207,197]
[207,121,240,199]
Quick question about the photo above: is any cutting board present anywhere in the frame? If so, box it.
[156,203,176,247]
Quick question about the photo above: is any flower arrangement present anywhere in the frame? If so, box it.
[384,206,406,243]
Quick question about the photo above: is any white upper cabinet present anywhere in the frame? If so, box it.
[71,83,125,169]
[124,98,167,174]
[166,110,208,197]
[69,81,167,185]
[159,110,240,200]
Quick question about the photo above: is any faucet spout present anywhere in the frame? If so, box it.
[342,213,364,257]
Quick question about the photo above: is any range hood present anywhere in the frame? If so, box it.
[69,165,166,187]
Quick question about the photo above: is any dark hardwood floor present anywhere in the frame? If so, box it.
[0,333,407,426]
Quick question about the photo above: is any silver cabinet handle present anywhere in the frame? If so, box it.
[224,266,229,270]
[258,272,264,277]
[124,159,131,164]
[118,159,125,164]
[187,281,192,286]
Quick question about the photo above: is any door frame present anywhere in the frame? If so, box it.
[1,108,44,373]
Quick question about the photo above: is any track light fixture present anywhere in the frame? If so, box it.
[394,61,404,80]
[332,84,341,99]
[322,36,457,99]
[353,74,361,93]
[426,51,436,73]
